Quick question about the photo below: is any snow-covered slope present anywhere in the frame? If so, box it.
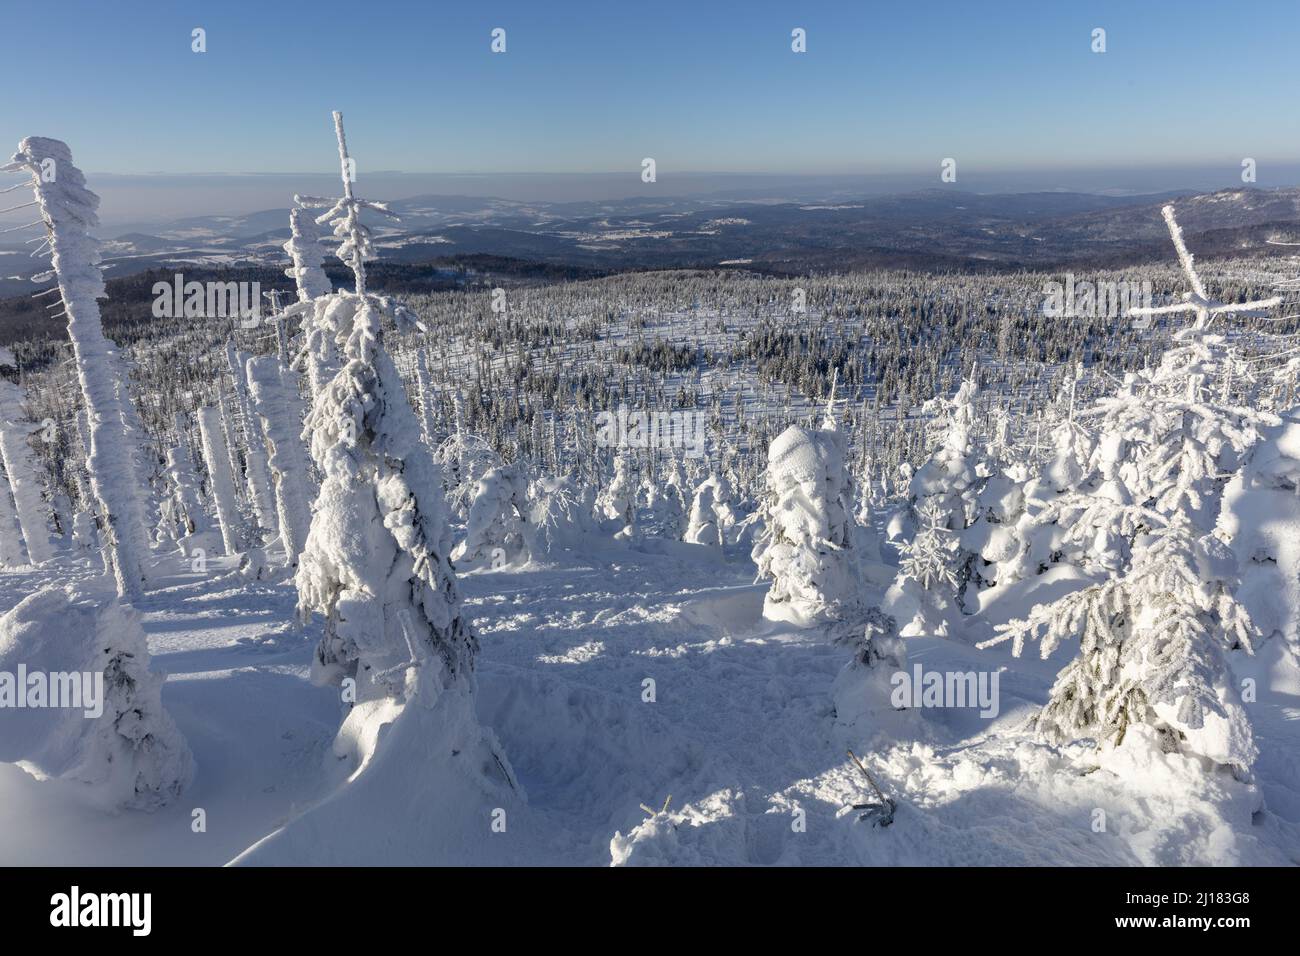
[2,533,1295,866]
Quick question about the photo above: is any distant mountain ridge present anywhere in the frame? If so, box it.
[2,186,1298,297]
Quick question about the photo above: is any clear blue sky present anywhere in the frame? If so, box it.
[2,0,1297,176]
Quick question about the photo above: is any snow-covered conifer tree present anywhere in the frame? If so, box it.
[599,451,638,540]
[293,112,514,789]
[831,607,909,741]
[414,350,439,448]
[527,474,591,554]
[881,499,961,637]
[284,203,332,302]
[683,478,721,547]
[981,514,1257,771]
[751,389,860,626]
[156,414,208,547]
[453,463,530,569]
[0,462,25,567]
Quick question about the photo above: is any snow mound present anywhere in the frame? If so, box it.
[232,668,521,865]
[0,585,193,812]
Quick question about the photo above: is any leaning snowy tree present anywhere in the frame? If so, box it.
[294,112,515,785]
[3,138,151,597]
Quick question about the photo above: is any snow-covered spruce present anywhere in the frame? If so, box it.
[1218,403,1300,657]
[751,399,862,627]
[683,477,722,547]
[0,586,193,810]
[433,430,500,520]
[292,113,515,805]
[246,356,313,568]
[980,514,1258,772]
[452,462,530,569]
[156,414,208,547]
[414,350,440,448]
[881,498,962,638]
[902,375,995,609]
[4,138,150,597]
[598,451,638,540]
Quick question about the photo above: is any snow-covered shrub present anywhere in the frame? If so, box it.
[981,514,1258,772]
[453,463,530,569]
[831,607,908,742]
[0,586,193,810]
[527,474,592,554]
[751,416,860,627]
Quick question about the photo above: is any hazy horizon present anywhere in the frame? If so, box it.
[25,163,1300,235]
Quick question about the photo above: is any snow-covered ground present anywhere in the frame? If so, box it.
[3,529,1296,866]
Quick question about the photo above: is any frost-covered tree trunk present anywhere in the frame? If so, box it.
[226,343,278,538]
[284,203,332,302]
[0,380,54,563]
[246,356,313,568]
[197,405,244,556]
[414,350,439,448]
[0,466,25,566]
[4,138,149,597]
